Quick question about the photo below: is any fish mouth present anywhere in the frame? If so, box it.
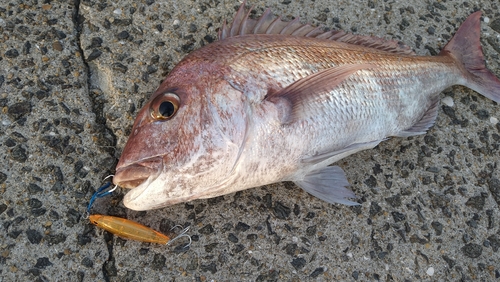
[113,157,163,189]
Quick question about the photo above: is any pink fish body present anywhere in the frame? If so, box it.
[113,3,500,211]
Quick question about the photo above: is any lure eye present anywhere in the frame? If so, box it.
[150,92,180,120]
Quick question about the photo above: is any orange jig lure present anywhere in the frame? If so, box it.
[87,180,190,246]
[89,214,170,244]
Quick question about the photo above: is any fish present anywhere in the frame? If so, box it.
[112,2,500,211]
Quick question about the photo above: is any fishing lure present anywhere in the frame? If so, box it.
[86,177,191,246]
[89,214,190,245]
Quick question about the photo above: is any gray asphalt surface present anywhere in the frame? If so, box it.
[1,0,499,281]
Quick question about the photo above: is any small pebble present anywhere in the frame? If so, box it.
[5,49,19,58]
[441,96,454,107]
[490,117,498,125]
[113,9,122,15]
[52,41,63,51]
[483,17,489,23]
[426,267,434,276]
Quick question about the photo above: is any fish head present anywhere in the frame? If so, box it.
[113,65,248,210]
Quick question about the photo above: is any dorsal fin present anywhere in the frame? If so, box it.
[218,1,415,56]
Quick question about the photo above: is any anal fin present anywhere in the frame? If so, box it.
[394,96,440,137]
[294,166,359,206]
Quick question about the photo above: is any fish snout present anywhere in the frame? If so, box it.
[113,157,162,189]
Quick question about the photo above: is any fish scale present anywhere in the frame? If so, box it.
[223,40,452,132]
[112,3,500,210]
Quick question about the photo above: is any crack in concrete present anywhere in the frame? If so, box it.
[71,0,90,99]
[72,0,118,280]
[71,0,117,156]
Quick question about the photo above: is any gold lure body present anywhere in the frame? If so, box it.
[89,214,170,244]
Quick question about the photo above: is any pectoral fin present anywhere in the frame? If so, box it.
[302,139,384,165]
[265,64,377,123]
[294,166,359,206]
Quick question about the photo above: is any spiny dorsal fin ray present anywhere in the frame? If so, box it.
[218,1,415,56]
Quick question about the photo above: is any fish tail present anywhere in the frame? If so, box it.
[440,11,500,103]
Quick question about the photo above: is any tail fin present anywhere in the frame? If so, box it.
[440,11,500,103]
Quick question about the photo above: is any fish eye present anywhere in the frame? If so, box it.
[150,92,180,120]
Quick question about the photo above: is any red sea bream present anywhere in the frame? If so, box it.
[112,3,500,211]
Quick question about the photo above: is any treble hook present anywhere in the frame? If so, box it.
[167,226,192,248]
[83,175,118,219]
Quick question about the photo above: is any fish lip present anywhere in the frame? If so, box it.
[122,166,240,210]
[113,157,163,189]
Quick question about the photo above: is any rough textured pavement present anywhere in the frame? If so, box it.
[1,0,500,281]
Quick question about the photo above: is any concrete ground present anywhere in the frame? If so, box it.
[1,0,499,281]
